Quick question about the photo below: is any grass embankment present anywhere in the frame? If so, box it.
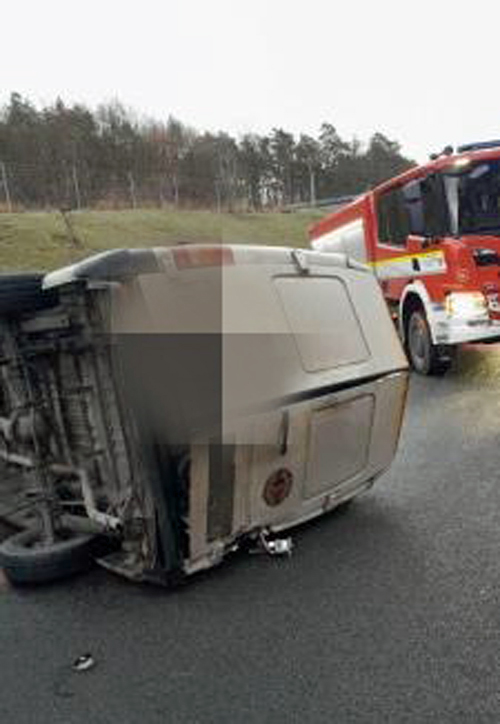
[0,209,323,271]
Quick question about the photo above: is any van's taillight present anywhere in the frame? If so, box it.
[173,246,234,270]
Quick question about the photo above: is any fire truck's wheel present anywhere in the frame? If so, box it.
[0,527,100,585]
[407,309,450,376]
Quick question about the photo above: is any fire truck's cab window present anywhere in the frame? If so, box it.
[419,174,450,238]
[376,188,410,246]
[454,160,500,236]
[378,176,451,244]
[402,180,425,236]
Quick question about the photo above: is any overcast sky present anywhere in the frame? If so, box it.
[2,0,499,163]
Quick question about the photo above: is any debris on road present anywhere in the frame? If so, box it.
[72,654,96,673]
[253,531,294,557]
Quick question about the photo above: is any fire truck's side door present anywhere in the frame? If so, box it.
[402,175,450,281]
[375,185,413,300]
[375,176,449,299]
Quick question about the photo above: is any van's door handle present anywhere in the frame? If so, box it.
[278,411,290,455]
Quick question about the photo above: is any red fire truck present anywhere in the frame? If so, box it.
[309,140,500,375]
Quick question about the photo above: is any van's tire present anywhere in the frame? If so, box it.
[0,274,57,316]
[0,527,99,584]
[406,309,451,376]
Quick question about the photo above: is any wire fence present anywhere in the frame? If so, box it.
[0,160,288,214]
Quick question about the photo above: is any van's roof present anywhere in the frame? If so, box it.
[43,244,369,289]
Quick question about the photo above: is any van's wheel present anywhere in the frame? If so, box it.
[0,527,99,584]
[0,274,57,315]
[407,309,451,376]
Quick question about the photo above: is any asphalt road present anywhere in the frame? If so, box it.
[2,345,500,724]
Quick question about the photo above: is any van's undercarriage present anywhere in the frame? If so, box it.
[0,275,170,584]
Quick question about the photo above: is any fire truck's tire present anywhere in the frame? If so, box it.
[0,527,99,584]
[407,309,451,376]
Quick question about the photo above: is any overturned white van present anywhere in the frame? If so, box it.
[0,244,408,585]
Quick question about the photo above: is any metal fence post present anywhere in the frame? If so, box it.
[72,165,82,210]
[127,172,137,209]
[1,161,12,212]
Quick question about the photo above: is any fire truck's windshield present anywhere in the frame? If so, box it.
[448,160,500,236]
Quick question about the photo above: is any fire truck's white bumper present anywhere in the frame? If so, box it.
[433,312,500,345]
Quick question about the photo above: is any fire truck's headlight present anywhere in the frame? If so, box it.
[445,291,487,317]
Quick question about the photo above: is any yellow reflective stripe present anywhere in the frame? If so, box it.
[368,250,443,268]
